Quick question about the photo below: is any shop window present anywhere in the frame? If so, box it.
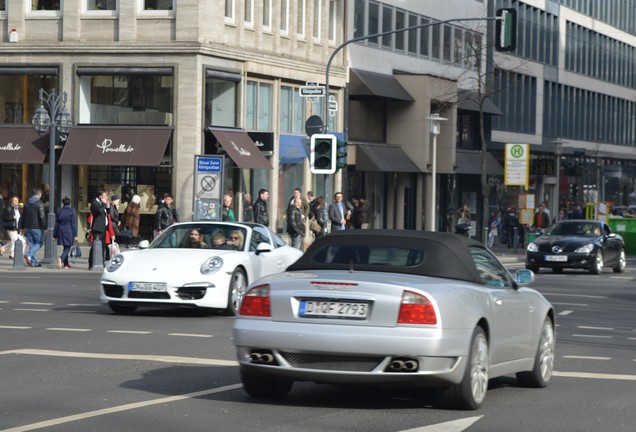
[279,85,306,134]
[457,111,480,150]
[77,71,173,125]
[245,80,272,131]
[0,72,58,125]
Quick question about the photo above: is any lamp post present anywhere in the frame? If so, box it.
[31,89,72,266]
[426,114,447,232]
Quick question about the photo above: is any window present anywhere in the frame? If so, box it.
[395,10,405,51]
[76,70,173,125]
[313,0,321,39]
[297,0,305,37]
[142,0,173,10]
[262,0,271,29]
[368,1,379,45]
[280,0,288,33]
[328,0,337,42]
[0,71,58,125]
[225,0,234,21]
[469,247,512,289]
[381,5,392,48]
[86,0,117,10]
[244,0,253,26]
[353,0,364,39]
[279,85,306,134]
[30,0,60,11]
[0,0,5,11]
[205,73,239,127]
[245,80,272,131]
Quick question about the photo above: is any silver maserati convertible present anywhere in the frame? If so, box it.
[233,230,555,410]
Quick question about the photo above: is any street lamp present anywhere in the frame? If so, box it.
[31,89,72,266]
[426,113,447,232]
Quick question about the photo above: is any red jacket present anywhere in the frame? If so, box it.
[87,212,116,245]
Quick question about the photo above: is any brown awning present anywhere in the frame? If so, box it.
[207,127,272,169]
[455,150,504,176]
[59,126,172,166]
[355,143,420,172]
[0,126,49,163]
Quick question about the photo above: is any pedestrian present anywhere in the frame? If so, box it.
[533,203,551,233]
[503,206,519,249]
[222,193,236,221]
[109,194,121,241]
[253,188,269,226]
[287,187,310,220]
[308,196,328,238]
[487,210,500,248]
[355,196,371,229]
[121,194,141,247]
[286,196,305,250]
[88,190,114,269]
[455,204,471,236]
[19,187,46,267]
[53,196,78,269]
[1,195,22,260]
[154,193,179,238]
[242,193,253,222]
[328,192,350,231]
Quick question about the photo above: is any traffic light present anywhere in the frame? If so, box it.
[495,8,517,52]
[336,139,347,169]
[310,134,337,174]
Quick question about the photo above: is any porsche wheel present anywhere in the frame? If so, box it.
[240,368,293,399]
[222,268,247,316]
[109,304,138,315]
[438,326,489,410]
[517,316,555,388]
[613,249,626,273]
[590,251,603,275]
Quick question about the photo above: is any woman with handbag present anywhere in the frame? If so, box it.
[53,196,78,269]
[308,196,328,239]
[120,194,141,248]
[1,195,22,260]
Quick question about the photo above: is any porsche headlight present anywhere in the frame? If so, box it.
[201,256,223,275]
[527,243,538,252]
[106,254,124,272]
[575,243,594,254]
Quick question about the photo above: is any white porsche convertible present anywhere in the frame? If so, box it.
[99,222,303,315]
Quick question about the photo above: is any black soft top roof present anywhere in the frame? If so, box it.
[288,229,486,284]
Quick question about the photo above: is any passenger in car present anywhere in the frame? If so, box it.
[184,228,208,248]
[211,231,235,250]
[228,230,244,250]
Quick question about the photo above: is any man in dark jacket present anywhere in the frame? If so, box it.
[286,197,305,250]
[153,193,179,238]
[20,188,47,267]
[88,190,109,269]
[253,188,269,226]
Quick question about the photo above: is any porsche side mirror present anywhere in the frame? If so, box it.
[138,240,150,249]
[515,269,535,286]
[255,242,273,255]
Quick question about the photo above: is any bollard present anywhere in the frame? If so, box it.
[91,237,104,270]
[12,236,26,271]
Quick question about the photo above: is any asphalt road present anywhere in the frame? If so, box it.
[1,259,636,431]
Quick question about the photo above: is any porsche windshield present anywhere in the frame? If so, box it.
[151,224,248,250]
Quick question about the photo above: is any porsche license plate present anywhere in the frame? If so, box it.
[299,300,369,318]
[129,282,167,292]
[545,255,567,262]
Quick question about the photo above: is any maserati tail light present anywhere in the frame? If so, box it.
[239,284,271,317]
[397,290,437,324]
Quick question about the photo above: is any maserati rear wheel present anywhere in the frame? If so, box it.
[517,316,555,388]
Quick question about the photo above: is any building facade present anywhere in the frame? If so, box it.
[0,0,346,237]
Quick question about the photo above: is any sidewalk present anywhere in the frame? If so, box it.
[0,243,98,273]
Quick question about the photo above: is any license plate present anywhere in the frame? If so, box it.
[545,255,567,262]
[299,300,369,319]
[129,282,167,292]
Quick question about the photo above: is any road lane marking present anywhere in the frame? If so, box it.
[558,310,573,316]
[12,308,49,312]
[563,355,611,360]
[543,293,606,299]
[0,326,31,330]
[46,328,92,332]
[553,371,636,381]
[399,416,483,431]
[0,349,238,366]
[168,333,213,338]
[20,302,54,306]
[552,303,588,307]
[572,334,613,339]
[0,383,242,432]
[107,330,153,334]
[66,304,102,307]
[578,326,614,330]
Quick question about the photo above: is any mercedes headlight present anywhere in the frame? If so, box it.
[575,243,594,254]
[106,254,124,272]
[201,256,223,275]
[527,243,538,252]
